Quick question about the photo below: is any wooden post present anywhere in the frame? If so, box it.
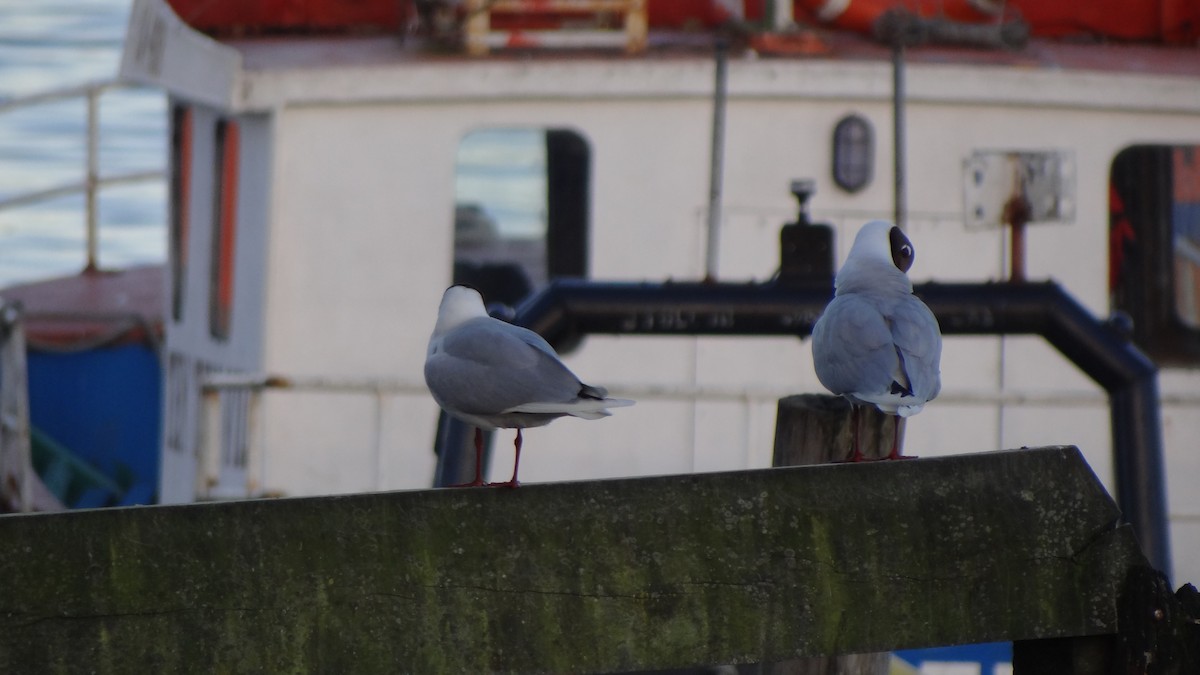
[773,393,903,465]
[767,393,896,674]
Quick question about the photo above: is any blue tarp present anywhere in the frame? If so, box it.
[26,344,160,506]
[895,642,1012,673]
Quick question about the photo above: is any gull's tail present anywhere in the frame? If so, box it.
[507,390,635,420]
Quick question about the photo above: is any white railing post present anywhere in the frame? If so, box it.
[84,87,101,271]
[245,388,264,497]
[197,385,222,499]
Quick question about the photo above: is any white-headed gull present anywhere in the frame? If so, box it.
[811,220,942,461]
[424,285,634,487]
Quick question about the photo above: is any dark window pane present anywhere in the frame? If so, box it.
[1110,144,1200,365]
[453,128,588,307]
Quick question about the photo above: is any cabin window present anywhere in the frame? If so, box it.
[209,118,239,341]
[168,104,193,323]
[1110,144,1200,365]
[453,128,589,308]
[832,114,873,193]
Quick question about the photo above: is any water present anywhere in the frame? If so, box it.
[0,0,167,289]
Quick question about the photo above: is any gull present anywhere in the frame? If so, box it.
[811,220,942,461]
[424,285,634,487]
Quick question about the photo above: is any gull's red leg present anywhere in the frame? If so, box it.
[510,429,523,487]
[489,429,522,488]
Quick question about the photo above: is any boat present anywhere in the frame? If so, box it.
[0,266,162,509]
[3,0,1198,591]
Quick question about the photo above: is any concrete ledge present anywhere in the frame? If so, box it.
[0,446,1146,673]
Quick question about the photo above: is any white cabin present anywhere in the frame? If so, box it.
[120,0,1200,583]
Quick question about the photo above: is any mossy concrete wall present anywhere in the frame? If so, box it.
[0,446,1145,673]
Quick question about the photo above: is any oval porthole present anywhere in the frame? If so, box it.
[832,114,873,193]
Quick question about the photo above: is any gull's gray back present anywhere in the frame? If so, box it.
[425,317,585,418]
[813,289,941,415]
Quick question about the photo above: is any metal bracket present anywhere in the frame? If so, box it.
[963,150,1076,228]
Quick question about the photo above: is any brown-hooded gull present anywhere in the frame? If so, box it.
[811,220,942,461]
[424,285,634,487]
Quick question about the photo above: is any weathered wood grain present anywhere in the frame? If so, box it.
[0,446,1145,674]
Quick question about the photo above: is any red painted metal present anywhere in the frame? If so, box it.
[164,0,1200,43]
[794,0,997,34]
[211,120,239,340]
[163,0,1200,43]
[1109,186,1134,294]
[166,0,409,35]
[647,0,761,28]
[796,0,1200,44]
[1013,0,1199,43]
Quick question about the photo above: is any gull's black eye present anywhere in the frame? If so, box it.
[889,227,915,272]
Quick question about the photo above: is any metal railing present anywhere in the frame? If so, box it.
[197,373,424,500]
[0,79,166,272]
[190,364,1200,501]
